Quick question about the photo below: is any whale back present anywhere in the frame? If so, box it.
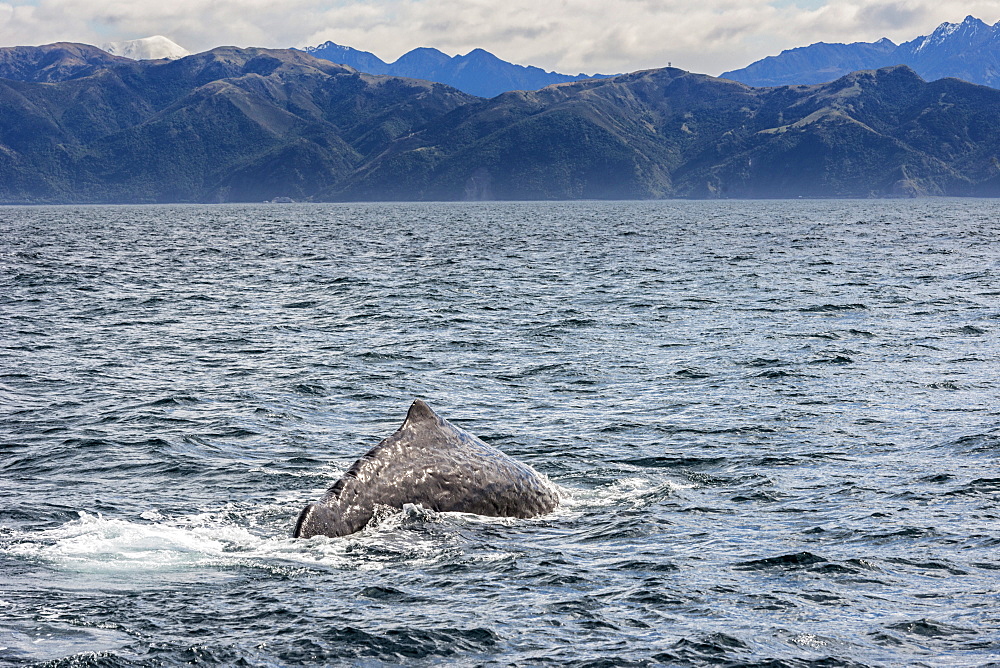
[294,400,560,538]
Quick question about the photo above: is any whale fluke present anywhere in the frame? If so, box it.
[293,400,560,538]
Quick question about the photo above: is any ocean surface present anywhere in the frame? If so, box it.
[1,200,999,667]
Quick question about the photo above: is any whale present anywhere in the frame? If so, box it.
[293,399,560,538]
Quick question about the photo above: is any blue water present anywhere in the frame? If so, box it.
[1,200,999,667]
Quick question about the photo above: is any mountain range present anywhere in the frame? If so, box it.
[299,42,614,98]
[0,44,474,203]
[722,15,1000,88]
[89,16,1000,101]
[3,42,1000,202]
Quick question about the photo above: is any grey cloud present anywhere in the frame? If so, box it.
[857,2,927,29]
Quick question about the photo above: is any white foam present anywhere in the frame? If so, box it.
[6,510,345,579]
[7,512,251,574]
[3,506,475,577]
[559,476,693,511]
[4,480,671,576]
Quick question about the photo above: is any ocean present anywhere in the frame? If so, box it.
[1,200,998,666]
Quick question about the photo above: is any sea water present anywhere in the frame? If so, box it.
[1,200,998,666]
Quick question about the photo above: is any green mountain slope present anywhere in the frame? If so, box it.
[0,46,475,203]
[2,44,1000,202]
[330,65,1000,200]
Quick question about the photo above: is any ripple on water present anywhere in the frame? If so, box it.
[2,200,1000,666]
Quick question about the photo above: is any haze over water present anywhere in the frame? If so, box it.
[2,200,999,666]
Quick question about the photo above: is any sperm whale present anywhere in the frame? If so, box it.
[293,399,560,538]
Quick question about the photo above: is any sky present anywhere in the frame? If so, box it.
[1,0,999,76]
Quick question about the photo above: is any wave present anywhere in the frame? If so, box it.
[6,511,271,576]
[559,476,693,511]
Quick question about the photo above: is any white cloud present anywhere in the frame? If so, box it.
[2,0,1000,75]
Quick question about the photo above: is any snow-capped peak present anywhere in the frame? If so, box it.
[304,41,340,52]
[102,36,189,60]
[914,16,988,52]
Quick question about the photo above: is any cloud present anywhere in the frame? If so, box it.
[1,0,999,75]
[855,2,930,31]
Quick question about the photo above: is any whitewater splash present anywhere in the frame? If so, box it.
[0,465,694,579]
[3,511,336,580]
[9,512,255,571]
